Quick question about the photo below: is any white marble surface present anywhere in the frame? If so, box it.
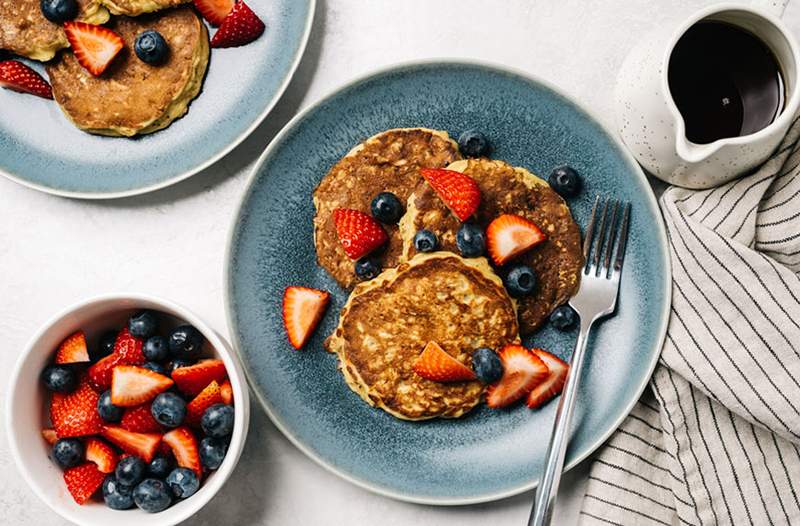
[3,0,800,524]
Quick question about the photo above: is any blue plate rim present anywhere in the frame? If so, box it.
[0,0,316,200]
[223,58,673,505]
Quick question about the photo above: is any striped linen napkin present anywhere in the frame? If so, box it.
[579,117,800,526]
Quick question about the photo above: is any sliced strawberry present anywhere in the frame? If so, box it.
[88,329,145,391]
[420,168,481,221]
[282,286,330,349]
[41,428,58,445]
[63,462,105,505]
[111,365,173,407]
[412,342,476,382]
[84,437,117,473]
[0,60,53,99]
[486,345,549,408]
[162,427,202,478]
[186,380,222,427]
[210,1,265,48]
[55,331,90,364]
[171,359,227,396]
[526,349,569,409]
[332,208,388,260]
[101,425,161,463]
[63,21,124,76]
[194,0,234,25]
[120,403,163,434]
[50,375,103,438]
[486,214,546,266]
[219,379,233,405]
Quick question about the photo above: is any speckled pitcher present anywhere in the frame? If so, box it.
[615,1,800,188]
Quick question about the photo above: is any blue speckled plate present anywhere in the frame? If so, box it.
[225,61,671,504]
[0,0,314,199]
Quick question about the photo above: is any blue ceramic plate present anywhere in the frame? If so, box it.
[226,61,671,504]
[0,0,314,198]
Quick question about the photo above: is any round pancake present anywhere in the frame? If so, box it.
[326,252,519,421]
[99,0,189,16]
[399,158,582,334]
[47,7,209,137]
[313,128,462,289]
[0,0,109,61]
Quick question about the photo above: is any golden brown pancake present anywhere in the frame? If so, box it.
[313,128,462,289]
[399,158,583,334]
[99,0,189,16]
[47,7,209,137]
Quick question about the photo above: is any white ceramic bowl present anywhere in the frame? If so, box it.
[5,294,250,526]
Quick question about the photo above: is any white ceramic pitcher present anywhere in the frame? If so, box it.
[615,1,800,188]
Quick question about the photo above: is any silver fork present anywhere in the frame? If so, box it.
[528,196,631,526]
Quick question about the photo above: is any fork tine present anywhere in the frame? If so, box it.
[613,202,631,274]
[582,195,601,268]
[592,198,610,275]
[602,200,620,277]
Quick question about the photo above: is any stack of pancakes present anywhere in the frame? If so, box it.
[314,128,584,420]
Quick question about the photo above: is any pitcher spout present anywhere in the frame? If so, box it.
[675,136,722,164]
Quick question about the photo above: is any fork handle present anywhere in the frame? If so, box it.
[528,317,594,526]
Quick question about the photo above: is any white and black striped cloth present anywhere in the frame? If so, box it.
[580,117,800,526]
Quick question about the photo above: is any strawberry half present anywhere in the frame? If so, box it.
[88,329,145,391]
[220,379,233,405]
[0,60,53,99]
[55,331,90,364]
[486,214,546,266]
[486,345,549,408]
[420,168,481,221]
[111,365,173,407]
[194,0,234,25]
[162,427,202,478]
[210,1,265,48]
[121,403,163,434]
[186,380,222,427]
[63,21,124,76]
[101,425,162,462]
[84,437,118,473]
[412,342,476,382]
[332,208,388,260]
[527,349,569,409]
[282,286,330,349]
[41,428,58,445]
[50,375,103,438]
[172,359,227,396]
[63,462,105,505]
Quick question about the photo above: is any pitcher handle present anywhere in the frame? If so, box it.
[751,0,789,17]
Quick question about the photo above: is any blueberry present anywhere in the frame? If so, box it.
[199,437,228,470]
[548,165,582,198]
[165,467,199,499]
[456,223,486,257]
[169,359,193,373]
[133,478,172,513]
[142,335,169,362]
[103,475,134,510]
[151,392,186,428]
[52,438,84,468]
[458,129,491,158]
[168,325,204,360]
[550,305,578,331]
[354,257,381,280]
[92,330,117,361]
[41,364,77,393]
[134,30,169,66]
[201,403,234,438]
[148,455,175,479]
[116,455,146,487]
[40,0,78,23]
[471,348,504,384]
[370,192,403,224]
[504,264,537,298]
[97,390,124,423]
[143,361,169,376]
[128,310,158,339]
[413,230,438,253]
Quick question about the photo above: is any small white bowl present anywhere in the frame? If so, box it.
[5,293,250,526]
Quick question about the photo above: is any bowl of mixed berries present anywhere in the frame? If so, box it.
[5,294,249,526]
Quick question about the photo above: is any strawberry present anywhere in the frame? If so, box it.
[186,380,222,427]
[194,0,234,25]
[50,375,103,437]
[55,331,90,364]
[0,60,53,99]
[220,379,233,405]
[88,329,145,391]
[63,21,124,76]
[172,359,227,396]
[162,427,202,478]
[526,349,569,409]
[84,437,117,473]
[121,403,163,434]
[63,462,105,505]
[420,168,481,221]
[282,286,330,349]
[486,345,549,408]
[111,365,173,407]
[332,208,388,260]
[101,425,161,462]
[210,1,265,48]
[412,342,476,382]
[41,428,58,445]
[486,214,546,266]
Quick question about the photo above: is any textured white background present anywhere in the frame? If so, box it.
[3,0,799,524]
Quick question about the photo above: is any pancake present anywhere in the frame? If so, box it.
[0,0,109,61]
[99,0,189,16]
[47,7,209,137]
[313,128,462,289]
[399,158,583,334]
[326,252,519,420]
